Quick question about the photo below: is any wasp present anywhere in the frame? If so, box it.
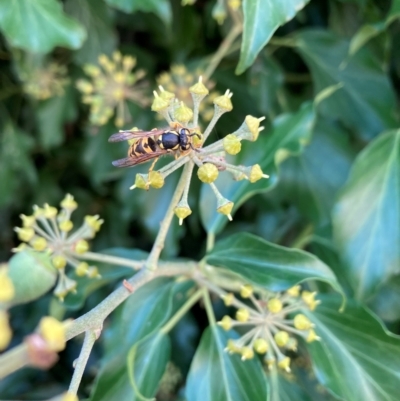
[108,123,201,169]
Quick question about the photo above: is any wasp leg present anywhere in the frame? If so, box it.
[146,157,160,188]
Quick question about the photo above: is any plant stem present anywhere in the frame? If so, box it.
[0,343,29,379]
[206,233,215,252]
[202,287,217,326]
[65,262,196,340]
[76,251,144,270]
[203,23,243,81]
[160,288,203,334]
[146,162,194,271]
[68,331,96,395]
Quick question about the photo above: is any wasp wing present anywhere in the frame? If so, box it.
[112,149,168,168]
[108,128,166,143]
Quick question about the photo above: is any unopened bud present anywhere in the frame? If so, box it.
[223,134,241,155]
[175,102,193,123]
[31,237,47,251]
[59,220,73,232]
[74,240,89,254]
[222,292,235,306]
[52,256,67,270]
[198,163,219,183]
[236,308,250,322]
[267,298,282,313]
[274,331,289,347]
[293,314,312,330]
[253,338,268,354]
[240,284,253,298]
[241,346,254,360]
[218,316,233,331]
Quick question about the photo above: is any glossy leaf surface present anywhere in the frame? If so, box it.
[205,233,341,293]
[333,130,400,300]
[305,295,400,401]
[0,0,86,53]
[237,0,310,73]
[186,326,268,401]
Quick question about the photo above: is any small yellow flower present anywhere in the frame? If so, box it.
[213,90,233,111]
[52,255,67,270]
[148,171,165,189]
[218,316,233,331]
[31,237,47,251]
[293,314,312,330]
[267,298,283,313]
[74,240,89,254]
[306,329,320,343]
[249,164,268,183]
[253,338,268,354]
[0,311,12,351]
[174,102,193,124]
[60,194,78,211]
[274,331,289,347]
[240,284,253,299]
[221,292,235,306]
[236,308,250,322]
[223,134,241,155]
[286,285,301,297]
[20,214,36,228]
[197,163,219,183]
[302,291,320,310]
[216,199,234,220]
[0,267,15,302]
[16,227,35,242]
[278,356,291,372]
[241,346,254,360]
[39,316,66,352]
[43,204,58,219]
[61,392,79,401]
[59,220,73,232]
[76,262,89,277]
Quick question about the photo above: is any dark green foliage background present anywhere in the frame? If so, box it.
[1,0,400,400]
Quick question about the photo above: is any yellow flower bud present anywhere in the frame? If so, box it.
[278,356,291,372]
[223,134,241,155]
[149,171,164,189]
[245,115,263,141]
[286,285,301,297]
[189,77,209,96]
[0,311,12,351]
[84,215,103,232]
[76,79,93,95]
[306,329,320,343]
[253,338,268,354]
[286,337,298,351]
[33,206,45,217]
[61,194,78,211]
[59,220,73,232]
[43,204,58,219]
[52,255,67,270]
[87,266,100,278]
[218,316,233,331]
[39,316,66,352]
[221,292,234,306]
[228,0,241,10]
[0,268,15,302]
[31,237,47,251]
[197,163,219,183]
[74,240,89,254]
[76,262,89,277]
[151,93,169,112]
[16,227,35,242]
[293,314,312,330]
[20,214,36,228]
[240,284,253,298]
[217,199,234,220]
[213,91,233,111]
[267,298,283,313]
[302,291,320,311]
[212,1,227,25]
[174,204,192,225]
[241,346,254,360]
[159,88,175,101]
[274,331,289,347]
[249,164,268,183]
[83,64,101,77]
[236,308,250,322]
[175,102,193,123]
[123,55,136,70]
[226,339,240,354]
[132,173,149,190]
[61,391,79,401]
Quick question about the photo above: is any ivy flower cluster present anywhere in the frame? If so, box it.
[13,194,103,300]
[21,62,69,100]
[77,52,149,127]
[218,284,320,371]
[157,64,219,121]
[129,76,268,225]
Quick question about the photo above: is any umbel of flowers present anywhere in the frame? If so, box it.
[77,52,149,127]
[128,76,268,225]
[13,194,103,300]
[218,284,320,372]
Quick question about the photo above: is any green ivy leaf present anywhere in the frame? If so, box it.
[185,325,268,401]
[237,0,310,74]
[304,295,400,401]
[63,248,146,310]
[65,0,117,65]
[0,0,86,53]
[205,233,342,294]
[89,279,190,401]
[105,0,172,25]
[295,30,397,139]
[200,102,316,235]
[3,251,57,308]
[127,332,171,400]
[333,129,400,301]
[278,118,354,226]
